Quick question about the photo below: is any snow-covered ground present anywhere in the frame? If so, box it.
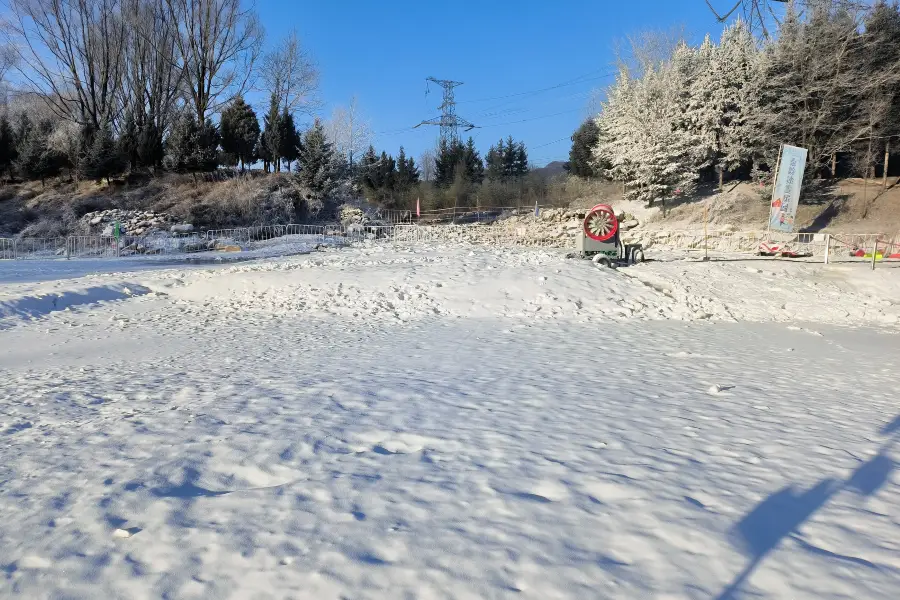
[1,243,899,599]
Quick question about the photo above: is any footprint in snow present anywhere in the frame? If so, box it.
[707,384,735,396]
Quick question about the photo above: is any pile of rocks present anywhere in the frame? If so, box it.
[339,205,388,228]
[80,209,193,237]
[452,207,643,247]
[382,207,644,249]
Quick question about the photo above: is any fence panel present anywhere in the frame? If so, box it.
[0,238,15,259]
[7,237,68,259]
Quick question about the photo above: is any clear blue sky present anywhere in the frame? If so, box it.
[256,0,727,166]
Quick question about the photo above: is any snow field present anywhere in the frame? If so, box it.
[1,243,899,599]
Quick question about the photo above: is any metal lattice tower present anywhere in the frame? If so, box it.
[705,0,869,39]
[414,77,477,145]
[704,0,789,38]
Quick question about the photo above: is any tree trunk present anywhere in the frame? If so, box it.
[718,167,724,192]
[831,153,837,179]
[883,141,890,190]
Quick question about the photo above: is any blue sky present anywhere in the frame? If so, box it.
[256,0,729,166]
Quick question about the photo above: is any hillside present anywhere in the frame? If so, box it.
[2,174,900,239]
[635,178,900,235]
[0,173,327,237]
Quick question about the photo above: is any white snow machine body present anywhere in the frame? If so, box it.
[576,203,644,268]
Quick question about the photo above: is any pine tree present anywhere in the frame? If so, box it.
[0,115,18,180]
[278,109,301,171]
[164,112,220,173]
[119,111,140,171]
[82,123,126,183]
[568,120,601,178]
[859,1,900,175]
[220,97,261,171]
[597,64,700,205]
[356,145,379,190]
[255,131,271,173]
[138,123,164,171]
[16,119,65,184]
[513,141,528,177]
[714,20,758,176]
[296,119,339,199]
[485,139,505,181]
[396,146,412,190]
[502,135,517,180]
[262,94,283,172]
[434,139,458,187]
[464,137,484,184]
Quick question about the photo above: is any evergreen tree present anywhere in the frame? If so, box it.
[0,115,18,180]
[164,112,220,173]
[464,137,484,184]
[355,145,379,190]
[262,94,283,172]
[296,119,339,199]
[138,123,165,171]
[396,146,416,190]
[513,140,528,177]
[220,96,261,170]
[502,135,517,180]
[119,111,140,171]
[434,138,458,187]
[405,155,419,186]
[396,146,419,189]
[16,119,65,184]
[278,109,301,171]
[859,1,900,173]
[714,20,758,176]
[485,137,527,182]
[568,119,601,178]
[255,131,271,173]
[82,123,126,183]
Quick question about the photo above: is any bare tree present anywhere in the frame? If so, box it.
[614,25,687,78]
[121,0,182,135]
[261,30,319,117]
[419,149,436,182]
[163,0,263,123]
[326,96,371,166]
[6,0,128,128]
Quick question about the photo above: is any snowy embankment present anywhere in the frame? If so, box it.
[1,243,899,599]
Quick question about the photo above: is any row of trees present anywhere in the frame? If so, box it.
[0,0,333,177]
[355,136,533,209]
[0,99,345,204]
[572,0,900,206]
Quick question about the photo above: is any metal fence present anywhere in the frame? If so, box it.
[2,221,898,263]
[641,229,900,263]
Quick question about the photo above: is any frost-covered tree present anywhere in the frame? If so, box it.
[597,61,702,206]
[713,20,760,177]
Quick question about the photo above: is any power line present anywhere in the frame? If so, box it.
[530,135,572,150]
[479,108,582,129]
[456,71,616,105]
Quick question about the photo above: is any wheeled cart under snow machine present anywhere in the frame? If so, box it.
[576,203,644,268]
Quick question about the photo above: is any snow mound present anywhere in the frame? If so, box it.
[0,283,151,326]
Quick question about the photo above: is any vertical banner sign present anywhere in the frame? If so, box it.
[416,197,420,218]
[769,145,808,232]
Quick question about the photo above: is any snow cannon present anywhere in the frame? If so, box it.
[576,203,643,268]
